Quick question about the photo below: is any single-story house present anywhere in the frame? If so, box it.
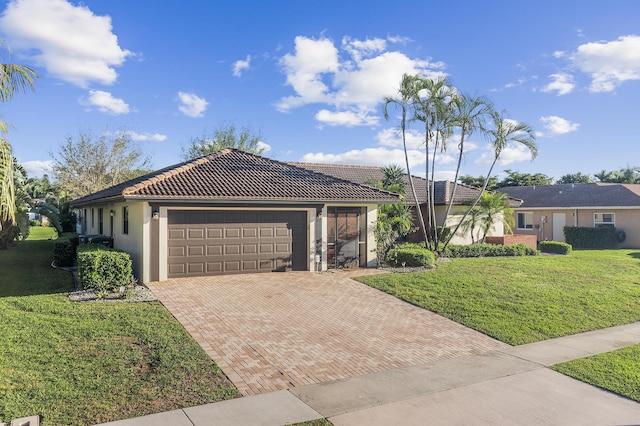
[290,162,505,244]
[70,149,401,283]
[498,183,640,248]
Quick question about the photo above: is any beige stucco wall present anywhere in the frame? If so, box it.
[510,208,640,248]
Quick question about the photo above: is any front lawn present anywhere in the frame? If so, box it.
[357,250,640,345]
[552,344,640,402]
[0,227,239,426]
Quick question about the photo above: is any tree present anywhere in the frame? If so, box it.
[383,74,429,245]
[369,165,414,263]
[0,40,38,241]
[460,175,499,191]
[556,172,592,184]
[181,123,267,160]
[497,169,550,188]
[444,111,536,251]
[594,166,640,184]
[52,130,152,200]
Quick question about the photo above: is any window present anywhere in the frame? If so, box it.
[517,212,534,230]
[122,206,129,235]
[98,208,103,234]
[91,208,95,228]
[594,213,615,228]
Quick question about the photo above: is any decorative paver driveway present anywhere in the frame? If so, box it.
[147,270,509,396]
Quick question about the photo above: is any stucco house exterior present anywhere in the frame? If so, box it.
[291,162,505,244]
[70,149,400,283]
[498,183,640,248]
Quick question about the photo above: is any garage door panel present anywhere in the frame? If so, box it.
[167,210,307,278]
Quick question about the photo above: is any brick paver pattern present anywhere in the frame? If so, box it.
[147,270,510,396]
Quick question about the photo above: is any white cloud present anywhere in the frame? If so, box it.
[476,143,535,166]
[177,91,209,117]
[300,147,425,169]
[82,90,130,114]
[256,141,271,152]
[540,115,579,135]
[569,35,640,92]
[233,55,251,77]
[541,73,575,95]
[376,128,424,149]
[0,0,132,87]
[21,159,53,177]
[277,35,446,127]
[315,109,378,127]
[125,131,167,142]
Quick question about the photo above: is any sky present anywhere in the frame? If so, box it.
[1,0,639,183]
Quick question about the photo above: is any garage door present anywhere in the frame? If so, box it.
[167,210,307,277]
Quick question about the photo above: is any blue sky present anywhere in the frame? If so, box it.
[1,0,639,182]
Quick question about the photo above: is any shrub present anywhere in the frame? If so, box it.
[444,243,538,258]
[564,226,616,249]
[53,236,80,267]
[539,241,572,255]
[30,219,41,227]
[386,244,435,267]
[77,244,132,291]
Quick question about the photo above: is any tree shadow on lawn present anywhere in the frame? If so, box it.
[0,238,74,297]
[627,251,640,260]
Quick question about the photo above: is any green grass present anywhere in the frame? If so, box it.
[552,344,640,402]
[358,250,640,345]
[0,227,239,425]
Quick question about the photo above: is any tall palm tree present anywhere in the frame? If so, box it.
[413,76,455,249]
[444,110,536,250]
[440,93,493,244]
[0,40,39,234]
[383,74,429,244]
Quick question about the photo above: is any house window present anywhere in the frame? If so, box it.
[517,212,534,230]
[594,213,615,228]
[98,208,104,234]
[122,206,129,235]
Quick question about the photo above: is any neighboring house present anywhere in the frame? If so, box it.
[291,162,505,244]
[70,149,400,283]
[498,183,640,248]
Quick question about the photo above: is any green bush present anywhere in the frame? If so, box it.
[77,244,132,292]
[539,241,572,255]
[53,237,80,267]
[444,243,538,258]
[30,219,41,227]
[386,244,435,267]
[564,226,616,249]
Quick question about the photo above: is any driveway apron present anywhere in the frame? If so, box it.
[147,270,509,396]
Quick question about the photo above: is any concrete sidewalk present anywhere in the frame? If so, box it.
[99,322,640,426]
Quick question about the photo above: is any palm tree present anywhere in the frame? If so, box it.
[444,110,536,251]
[412,76,455,249]
[383,74,429,244]
[0,41,38,238]
[476,192,514,243]
[440,93,493,245]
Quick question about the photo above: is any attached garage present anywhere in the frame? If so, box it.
[70,149,401,282]
[167,210,307,277]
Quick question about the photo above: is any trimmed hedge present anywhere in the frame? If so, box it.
[77,244,132,292]
[444,243,538,258]
[539,241,572,255]
[564,226,617,249]
[386,244,435,267]
[53,236,79,267]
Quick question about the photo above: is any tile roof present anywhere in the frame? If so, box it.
[498,183,640,208]
[71,149,401,206]
[289,162,483,205]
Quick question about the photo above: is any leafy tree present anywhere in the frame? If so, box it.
[460,175,499,191]
[369,165,414,263]
[0,40,38,243]
[497,169,551,188]
[51,130,152,200]
[556,172,592,184]
[594,166,640,184]
[181,123,267,160]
